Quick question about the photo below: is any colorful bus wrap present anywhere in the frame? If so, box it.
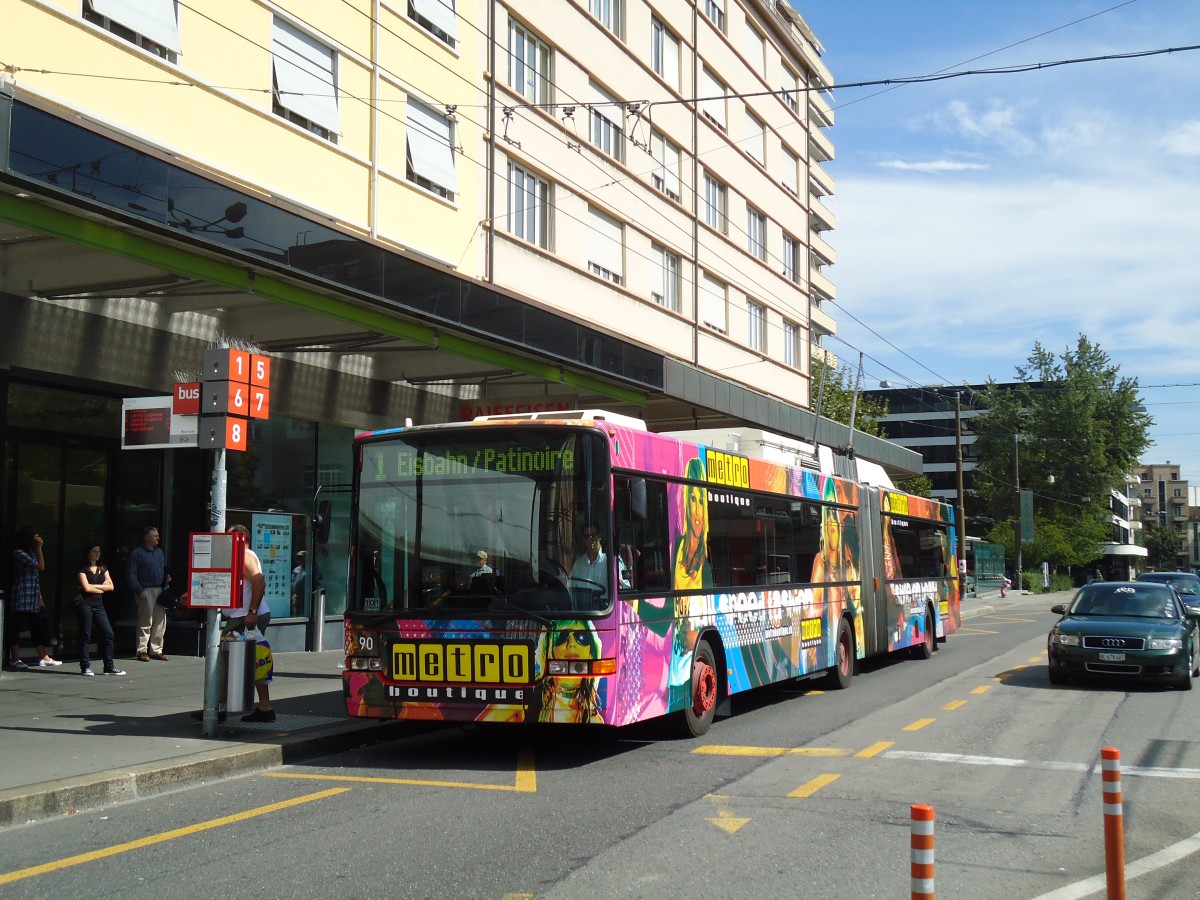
[343,414,959,736]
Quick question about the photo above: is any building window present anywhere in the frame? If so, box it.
[407,99,457,200]
[700,67,727,131]
[746,299,766,351]
[746,111,766,165]
[651,18,680,91]
[84,0,179,61]
[783,320,799,367]
[589,0,622,36]
[507,162,551,248]
[782,233,799,282]
[782,146,799,195]
[700,272,727,333]
[509,20,551,105]
[588,207,624,285]
[271,18,340,142]
[703,0,725,32]
[589,83,625,162]
[650,130,681,201]
[408,0,458,48]
[747,207,766,261]
[782,68,800,113]
[702,172,727,233]
[745,22,766,78]
[652,244,681,311]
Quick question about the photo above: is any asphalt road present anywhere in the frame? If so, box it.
[3,598,1200,899]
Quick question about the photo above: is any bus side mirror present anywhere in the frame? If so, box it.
[629,478,647,522]
[314,500,331,544]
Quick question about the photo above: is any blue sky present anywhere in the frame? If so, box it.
[794,0,1200,489]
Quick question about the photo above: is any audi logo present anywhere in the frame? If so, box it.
[1099,638,1124,647]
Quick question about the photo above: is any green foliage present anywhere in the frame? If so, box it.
[810,358,887,437]
[971,335,1150,572]
[895,474,934,498]
[1143,521,1183,569]
[1020,571,1075,594]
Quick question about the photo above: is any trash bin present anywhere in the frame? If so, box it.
[219,638,257,715]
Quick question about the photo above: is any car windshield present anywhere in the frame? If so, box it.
[1139,574,1200,595]
[1070,585,1178,619]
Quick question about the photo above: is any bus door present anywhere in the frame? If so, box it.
[856,488,889,656]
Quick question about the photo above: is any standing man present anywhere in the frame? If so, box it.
[226,524,274,722]
[127,526,169,662]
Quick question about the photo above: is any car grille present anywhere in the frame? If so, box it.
[1082,636,1145,650]
[1085,663,1141,675]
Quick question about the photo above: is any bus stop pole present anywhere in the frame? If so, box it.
[201,449,227,738]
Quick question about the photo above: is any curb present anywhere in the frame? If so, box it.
[0,719,405,829]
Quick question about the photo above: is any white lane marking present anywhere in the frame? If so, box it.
[885,750,1200,779]
[1030,830,1200,899]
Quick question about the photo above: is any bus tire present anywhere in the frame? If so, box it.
[912,607,935,660]
[823,618,854,690]
[678,638,719,738]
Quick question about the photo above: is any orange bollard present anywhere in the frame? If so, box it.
[1101,747,1125,900]
[911,803,935,900]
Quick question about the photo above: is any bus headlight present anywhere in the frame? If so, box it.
[547,658,616,676]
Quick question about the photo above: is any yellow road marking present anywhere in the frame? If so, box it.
[904,718,935,731]
[856,741,893,758]
[1028,656,1043,663]
[942,700,967,711]
[971,684,994,695]
[788,773,840,798]
[268,741,538,793]
[692,745,850,758]
[707,808,751,833]
[0,788,349,886]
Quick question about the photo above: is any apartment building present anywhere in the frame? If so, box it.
[0,0,919,654]
[1131,462,1194,569]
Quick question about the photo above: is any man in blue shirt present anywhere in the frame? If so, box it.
[127,526,170,662]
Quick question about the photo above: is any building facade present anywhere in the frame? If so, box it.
[1,1,923,656]
[1130,462,1194,570]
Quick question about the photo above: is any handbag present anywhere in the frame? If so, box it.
[157,584,181,610]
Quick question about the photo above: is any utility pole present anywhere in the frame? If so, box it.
[1014,433,1022,593]
[955,392,966,591]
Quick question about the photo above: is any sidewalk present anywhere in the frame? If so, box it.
[0,591,1064,829]
[0,647,402,828]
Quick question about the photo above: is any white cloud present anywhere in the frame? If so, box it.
[878,159,989,172]
[1160,120,1200,156]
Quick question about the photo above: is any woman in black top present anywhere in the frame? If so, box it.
[76,545,124,676]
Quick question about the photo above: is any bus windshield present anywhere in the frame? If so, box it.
[352,427,612,617]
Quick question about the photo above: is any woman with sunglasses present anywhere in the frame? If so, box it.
[535,621,602,724]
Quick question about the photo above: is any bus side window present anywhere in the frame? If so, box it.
[616,476,670,592]
[792,502,820,583]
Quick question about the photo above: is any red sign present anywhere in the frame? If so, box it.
[173,382,200,415]
[249,386,270,419]
[202,381,250,417]
[250,354,271,388]
[203,348,251,383]
[197,416,248,451]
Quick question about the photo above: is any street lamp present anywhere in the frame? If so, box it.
[1014,434,1022,593]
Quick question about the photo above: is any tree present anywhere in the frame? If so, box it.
[810,357,887,437]
[1143,521,1182,570]
[969,335,1150,571]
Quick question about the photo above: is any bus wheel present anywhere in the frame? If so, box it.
[680,639,718,737]
[823,619,854,690]
[912,608,935,660]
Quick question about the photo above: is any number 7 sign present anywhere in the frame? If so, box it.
[249,386,270,419]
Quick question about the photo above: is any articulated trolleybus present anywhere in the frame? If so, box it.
[343,411,960,736]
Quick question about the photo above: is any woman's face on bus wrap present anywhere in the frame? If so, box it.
[686,485,706,537]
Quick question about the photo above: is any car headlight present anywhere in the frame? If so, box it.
[1050,632,1080,646]
[1148,638,1183,651]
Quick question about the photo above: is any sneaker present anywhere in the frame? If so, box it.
[241,708,276,723]
[38,657,63,667]
[81,668,95,677]
[102,669,126,676]
[137,651,150,662]
[6,660,29,671]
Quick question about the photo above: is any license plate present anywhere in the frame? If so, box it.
[1098,652,1125,662]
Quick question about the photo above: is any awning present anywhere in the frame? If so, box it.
[1099,544,1148,556]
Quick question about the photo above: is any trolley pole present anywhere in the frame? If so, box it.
[201,449,227,738]
[1101,747,1126,899]
[911,803,935,900]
